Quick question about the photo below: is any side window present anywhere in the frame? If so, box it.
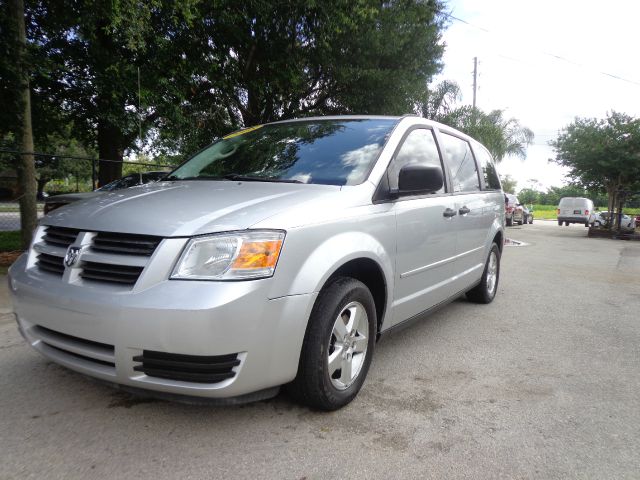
[388,128,445,193]
[440,133,480,193]
[474,146,501,190]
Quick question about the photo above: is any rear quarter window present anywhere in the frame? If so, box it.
[473,145,501,190]
[439,133,480,193]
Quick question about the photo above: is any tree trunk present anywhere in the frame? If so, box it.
[97,120,124,186]
[12,0,38,249]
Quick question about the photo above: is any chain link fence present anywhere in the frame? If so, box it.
[0,150,175,231]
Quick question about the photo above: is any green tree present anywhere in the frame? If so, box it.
[20,1,199,185]
[17,0,447,183]
[500,174,517,194]
[160,0,447,153]
[517,187,540,205]
[551,112,640,222]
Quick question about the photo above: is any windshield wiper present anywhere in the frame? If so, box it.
[223,174,303,184]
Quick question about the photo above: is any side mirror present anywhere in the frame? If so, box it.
[396,164,443,195]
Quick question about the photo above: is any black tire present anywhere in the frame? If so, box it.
[529,216,533,224]
[286,277,376,410]
[506,217,513,227]
[466,243,500,304]
[565,221,569,226]
[558,220,562,226]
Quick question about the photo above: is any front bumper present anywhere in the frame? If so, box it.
[9,254,316,399]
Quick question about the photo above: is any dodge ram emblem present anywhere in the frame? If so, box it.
[64,246,81,267]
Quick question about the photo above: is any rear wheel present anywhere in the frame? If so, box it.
[565,221,570,226]
[558,220,562,226]
[529,216,533,224]
[287,277,376,410]
[466,243,500,304]
[506,217,513,227]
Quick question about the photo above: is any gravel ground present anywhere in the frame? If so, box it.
[0,220,638,479]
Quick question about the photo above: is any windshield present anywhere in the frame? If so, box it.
[166,118,398,186]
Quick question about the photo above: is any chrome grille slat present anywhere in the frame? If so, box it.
[41,226,79,248]
[92,232,161,256]
[35,253,65,276]
[80,261,144,285]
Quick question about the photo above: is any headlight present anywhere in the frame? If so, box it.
[171,230,285,280]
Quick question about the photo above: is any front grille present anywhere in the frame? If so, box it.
[36,253,65,276]
[80,261,144,285]
[31,325,116,372]
[42,226,79,248]
[133,350,240,384]
[92,232,161,256]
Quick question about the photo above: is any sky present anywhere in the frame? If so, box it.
[436,0,640,191]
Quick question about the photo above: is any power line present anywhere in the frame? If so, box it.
[442,12,640,87]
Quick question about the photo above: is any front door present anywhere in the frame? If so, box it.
[389,128,458,326]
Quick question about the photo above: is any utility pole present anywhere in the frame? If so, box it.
[472,56,478,109]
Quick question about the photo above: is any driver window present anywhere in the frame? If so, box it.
[388,128,445,193]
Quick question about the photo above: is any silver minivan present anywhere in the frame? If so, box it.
[9,115,505,410]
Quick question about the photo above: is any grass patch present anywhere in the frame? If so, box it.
[529,205,640,220]
[0,231,22,252]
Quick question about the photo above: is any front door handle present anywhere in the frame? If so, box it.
[459,206,470,215]
[443,208,457,218]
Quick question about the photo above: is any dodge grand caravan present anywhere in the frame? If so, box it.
[9,116,505,410]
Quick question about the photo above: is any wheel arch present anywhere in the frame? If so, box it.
[320,257,388,337]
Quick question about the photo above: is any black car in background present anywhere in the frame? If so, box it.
[44,171,168,214]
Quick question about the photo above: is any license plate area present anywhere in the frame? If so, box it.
[573,210,581,214]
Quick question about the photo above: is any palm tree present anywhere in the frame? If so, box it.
[418,80,461,120]
[418,81,534,162]
[439,106,534,162]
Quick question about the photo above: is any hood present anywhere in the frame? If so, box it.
[42,180,339,237]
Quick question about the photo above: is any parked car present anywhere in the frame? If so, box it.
[592,211,637,232]
[557,197,594,227]
[521,205,534,224]
[505,194,524,226]
[10,115,505,410]
[43,171,168,214]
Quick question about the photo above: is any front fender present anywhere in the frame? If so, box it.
[268,228,395,301]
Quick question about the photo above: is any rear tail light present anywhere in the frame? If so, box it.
[585,209,589,215]
[557,208,560,215]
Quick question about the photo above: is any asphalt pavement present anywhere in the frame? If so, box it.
[1,220,639,479]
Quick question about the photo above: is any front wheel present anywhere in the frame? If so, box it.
[466,243,500,304]
[287,277,376,410]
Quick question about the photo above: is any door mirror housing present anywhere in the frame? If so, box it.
[395,164,443,196]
